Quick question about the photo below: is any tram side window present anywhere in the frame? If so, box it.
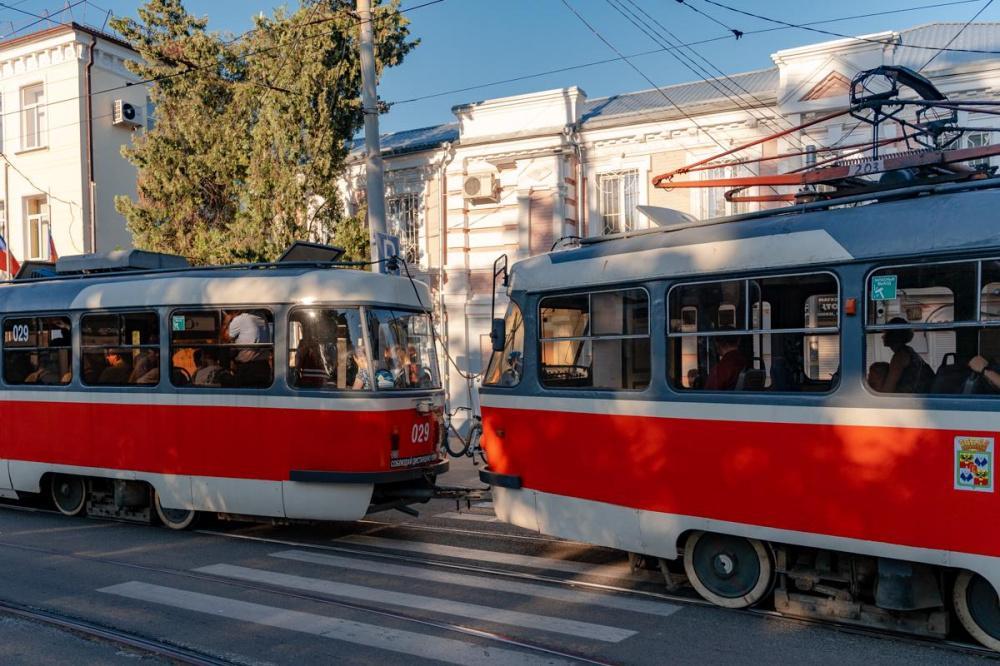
[483,301,524,387]
[668,273,840,392]
[288,308,368,390]
[3,316,72,385]
[170,309,274,388]
[365,308,441,390]
[866,260,1000,395]
[539,288,650,390]
[81,312,160,386]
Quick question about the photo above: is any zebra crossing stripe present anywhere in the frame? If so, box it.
[434,511,499,523]
[99,581,577,666]
[337,534,628,577]
[272,549,681,618]
[196,563,636,643]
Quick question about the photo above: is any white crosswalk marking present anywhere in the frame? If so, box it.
[434,511,498,523]
[272,549,681,618]
[197,563,636,643]
[100,581,577,666]
[338,534,628,577]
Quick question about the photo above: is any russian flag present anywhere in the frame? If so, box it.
[48,228,58,262]
[0,234,20,276]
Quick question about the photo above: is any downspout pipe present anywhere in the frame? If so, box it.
[437,141,455,408]
[84,34,96,253]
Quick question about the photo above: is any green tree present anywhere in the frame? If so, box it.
[331,205,371,264]
[111,0,414,264]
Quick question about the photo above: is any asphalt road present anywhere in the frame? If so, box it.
[0,457,990,665]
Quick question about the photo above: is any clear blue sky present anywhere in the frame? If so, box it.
[3,0,999,134]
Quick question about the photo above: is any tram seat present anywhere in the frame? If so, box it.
[931,353,970,395]
[735,361,766,391]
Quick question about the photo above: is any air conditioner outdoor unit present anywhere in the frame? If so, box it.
[463,173,498,201]
[112,99,142,128]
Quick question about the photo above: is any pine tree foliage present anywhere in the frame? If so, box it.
[331,206,371,264]
[111,0,414,264]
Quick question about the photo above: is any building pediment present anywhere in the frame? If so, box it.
[800,71,852,101]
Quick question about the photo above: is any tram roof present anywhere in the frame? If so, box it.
[0,265,433,313]
[509,180,1000,293]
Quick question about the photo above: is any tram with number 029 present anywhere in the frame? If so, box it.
[479,67,1000,650]
[0,245,447,529]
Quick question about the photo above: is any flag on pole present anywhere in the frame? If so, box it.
[48,228,58,262]
[0,234,20,276]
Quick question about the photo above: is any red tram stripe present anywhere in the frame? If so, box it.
[481,406,999,558]
[0,400,439,480]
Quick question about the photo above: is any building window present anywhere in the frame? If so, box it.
[20,83,45,150]
[598,170,639,235]
[668,273,840,392]
[539,288,650,390]
[966,131,993,171]
[24,196,49,261]
[387,193,421,266]
[700,164,752,220]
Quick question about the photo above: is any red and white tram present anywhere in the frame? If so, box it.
[479,68,1000,650]
[0,249,446,528]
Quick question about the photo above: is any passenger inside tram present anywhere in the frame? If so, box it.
[879,318,935,394]
[98,349,132,385]
[705,332,746,391]
[867,362,890,392]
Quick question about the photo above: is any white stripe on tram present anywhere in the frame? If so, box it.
[0,390,442,412]
[479,393,1000,432]
[99,581,573,666]
[197,564,635,643]
[271,549,681,618]
[434,511,498,523]
[336,534,629,578]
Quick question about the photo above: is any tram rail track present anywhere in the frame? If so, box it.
[0,501,996,659]
[0,596,234,665]
[0,535,614,666]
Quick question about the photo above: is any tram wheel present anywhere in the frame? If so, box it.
[954,570,1000,651]
[50,474,87,516]
[683,531,774,608]
[153,490,198,530]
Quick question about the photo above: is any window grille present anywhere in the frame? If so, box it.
[598,170,639,235]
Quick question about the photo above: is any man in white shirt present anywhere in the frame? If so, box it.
[225,311,271,386]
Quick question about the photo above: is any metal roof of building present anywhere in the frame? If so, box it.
[578,67,779,126]
[351,122,459,158]
[896,22,1000,72]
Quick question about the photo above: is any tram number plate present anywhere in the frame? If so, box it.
[411,422,432,444]
[9,324,30,343]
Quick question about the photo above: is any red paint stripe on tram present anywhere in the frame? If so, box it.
[481,406,1000,558]
[0,400,439,480]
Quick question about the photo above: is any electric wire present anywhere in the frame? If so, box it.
[0,0,86,38]
[920,0,995,70]
[389,1,984,106]
[695,0,1000,56]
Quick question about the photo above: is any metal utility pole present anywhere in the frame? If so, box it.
[357,0,387,263]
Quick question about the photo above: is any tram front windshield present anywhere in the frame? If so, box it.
[366,309,441,390]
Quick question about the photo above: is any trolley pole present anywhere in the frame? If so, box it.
[357,0,387,263]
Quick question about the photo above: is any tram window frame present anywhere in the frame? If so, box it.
[287,305,370,392]
[80,311,160,387]
[864,258,1000,396]
[168,307,275,389]
[363,307,442,391]
[2,315,72,386]
[666,271,841,393]
[538,287,651,391]
[483,300,525,387]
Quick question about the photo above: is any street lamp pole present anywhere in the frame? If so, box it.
[357,0,387,263]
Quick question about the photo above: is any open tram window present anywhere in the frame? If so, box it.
[2,316,71,385]
[866,259,1000,395]
[364,308,441,390]
[288,308,368,390]
[81,312,159,386]
[484,300,524,387]
[539,288,650,390]
[170,308,274,389]
[668,273,840,392]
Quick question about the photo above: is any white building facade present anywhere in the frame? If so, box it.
[343,23,1000,420]
[0,23,146,275]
